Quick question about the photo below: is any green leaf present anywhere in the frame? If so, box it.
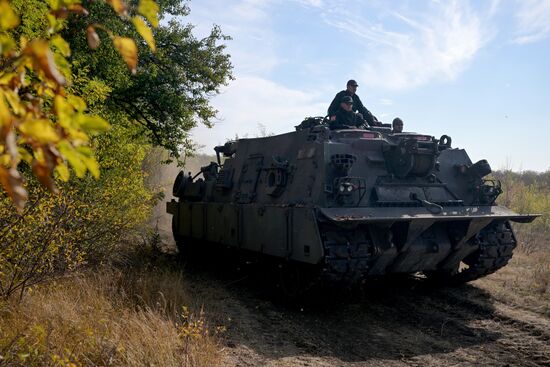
[138,0,159,28]
[132,16,156,52]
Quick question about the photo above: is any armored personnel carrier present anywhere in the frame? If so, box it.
[167,118,537,294]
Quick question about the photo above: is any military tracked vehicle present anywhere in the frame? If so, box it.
[167,117,538,295]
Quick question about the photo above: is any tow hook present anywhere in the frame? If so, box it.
[410,192,443,214]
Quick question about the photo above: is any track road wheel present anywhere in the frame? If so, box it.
[425,220,517,285]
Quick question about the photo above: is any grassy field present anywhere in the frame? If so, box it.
[0,248,222,366]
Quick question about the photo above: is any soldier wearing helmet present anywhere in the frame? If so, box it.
[328,79,380,126]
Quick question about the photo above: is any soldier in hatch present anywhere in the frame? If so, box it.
[392,117,404,133]
[328,79,380,126]
[329,96,366,130]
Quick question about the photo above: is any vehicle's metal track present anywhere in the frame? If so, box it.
[319,220,517,285]
[442,220,517,283]
[320,226,371,284]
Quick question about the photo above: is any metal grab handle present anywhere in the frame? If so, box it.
[409,193,443,214]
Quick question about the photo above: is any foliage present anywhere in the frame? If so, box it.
[65,0,234,159]
[494,169,550,253]
[0,0,158,211]
[0,0,235,304]
[0,124,153,300]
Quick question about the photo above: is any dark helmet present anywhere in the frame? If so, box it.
[341,95,353,103]
[347,79,359,87]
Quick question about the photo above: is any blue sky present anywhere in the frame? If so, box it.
[182,0,550,172]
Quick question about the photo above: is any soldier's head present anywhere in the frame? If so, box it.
[340,95,353,111]
[392,117,404,133]
[346,79,358,94]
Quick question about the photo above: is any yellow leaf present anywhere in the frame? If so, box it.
[106,0,127,16]
[19,118,60,143]
[113,37,137,74]
[80,155,100,178]
[75,114,110,134]
[0,0,20,30]
[53,52,71,82]
[0,92,10,126]
[17,147,33,164]
[0,166,28,213]
[47,0,62,11]
[132,16,156,52]
[58,141,86,178]
[24,40,66,85]
[46,13,63,33]
[76,146,93,157]
[54,162,70,181]
[0,34,16,56]
[0,72,17,85]
[54,94,74,126]
[138,0,159,28]
[2,89,25,115]
[32,159,58,193]
[67,95,86,112]
[51,35,71,57]
[0,153,9,166]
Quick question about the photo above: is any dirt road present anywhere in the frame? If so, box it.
[186,268,549,367]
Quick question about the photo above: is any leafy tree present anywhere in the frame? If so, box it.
[0,0,159,211]
[0,0,234,300]
[65,0,234,158]
[0,0,159,299]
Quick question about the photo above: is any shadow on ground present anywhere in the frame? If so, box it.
[149,250,502,364]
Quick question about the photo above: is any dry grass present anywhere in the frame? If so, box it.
[0,255,223,366]
[475,236,550,316]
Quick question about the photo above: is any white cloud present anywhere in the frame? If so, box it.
[191,76,327,152]
[513,0,550,44]
[317,1,493,90]
[187,0,281,74]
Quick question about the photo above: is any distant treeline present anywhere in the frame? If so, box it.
[494,170,550,189]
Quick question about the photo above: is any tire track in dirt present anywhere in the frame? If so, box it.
[210,276,550,367]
